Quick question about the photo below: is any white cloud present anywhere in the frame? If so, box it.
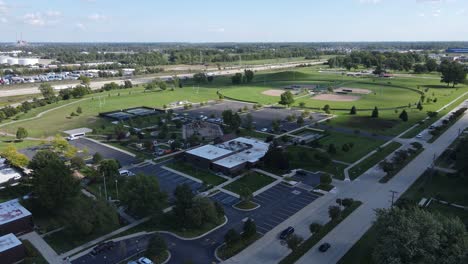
[0,17,7,23]
[22,11,62,26]
[88,13,107,21]
[359,0,382,4]
[75,23,86,30]
[0,0,8,14]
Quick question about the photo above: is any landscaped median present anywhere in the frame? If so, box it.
[279,200,362,264]
[348,142,402,180]
[223,172,276,195]
[165,161,227,186]
[379,142,424,183]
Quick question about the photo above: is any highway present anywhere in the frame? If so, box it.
[0,60,325,98]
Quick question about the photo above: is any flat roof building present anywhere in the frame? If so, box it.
[0,200,33,236]
[0,233,26,264]
[184,137,270,176]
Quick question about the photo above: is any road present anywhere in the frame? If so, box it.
[0,60,325,98]
[228,102,468,264]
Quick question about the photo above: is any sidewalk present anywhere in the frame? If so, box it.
[20,231,62,264]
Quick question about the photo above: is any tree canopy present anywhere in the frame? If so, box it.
[439,61,467,88]
[373,207,468,264]
[279,91,295,107]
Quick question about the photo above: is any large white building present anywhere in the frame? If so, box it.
[0,56,39,66]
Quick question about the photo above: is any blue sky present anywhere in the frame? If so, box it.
[0,0,467,42]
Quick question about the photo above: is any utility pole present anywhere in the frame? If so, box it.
[390,190,398,208]
[103,172,108,202]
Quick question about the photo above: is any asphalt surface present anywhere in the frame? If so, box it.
[248,107,324,133]
[175,101,252,120]
[70,138,136,167]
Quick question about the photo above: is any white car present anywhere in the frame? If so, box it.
[118,169,135,177]
[138,257,153,264]
[416,133,423,138]
[261,128,268,132]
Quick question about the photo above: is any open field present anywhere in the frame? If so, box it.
[0,66,467,139]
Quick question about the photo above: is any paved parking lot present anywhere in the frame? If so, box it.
[250,183,320,234]
[130,164,203,200]
[175,101,252,120]
[70,138,136,167]
[290,170,322,187]
[210,191,240,207]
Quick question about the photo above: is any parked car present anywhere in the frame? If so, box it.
[138,257,153,264]
[119,169,135,177]
[279,226,295,240]
[416,133,423,138]
[429,125,435,129]
[90,241,116,255]
[318,242,331,252]
[261,128,268,132]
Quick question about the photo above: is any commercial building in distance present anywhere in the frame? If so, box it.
[0,199,33,236]
[185,137,270,176]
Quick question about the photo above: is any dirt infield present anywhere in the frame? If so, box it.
[333,87,372,94]
[312,94,361,102]
[262,89,284,96]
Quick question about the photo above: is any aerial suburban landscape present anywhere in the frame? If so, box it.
[0,1,467,264]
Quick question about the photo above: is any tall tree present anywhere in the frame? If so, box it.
[399,109,408,122]
[242,218,257,239]
[29,150,80,212]
[15,127,28,141]
[231,73,243,85]
[439,61,467,87]
[244,70,254,83]
[279,91,295,107]
[146,234,168,259]
[39,83,55,101]
[350,106,357,115]
[121,174,167,217]
[193,73,207,84]
[373,207,468,264]
[99,159,120,178]
[372,106,379,118]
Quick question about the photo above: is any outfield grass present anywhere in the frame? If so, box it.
[318,131,385,163]
[348,142,402,180]
[223,172,275,194]
[0,136,42,152]
[166,161,227,186]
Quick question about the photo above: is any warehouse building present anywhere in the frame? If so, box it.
[185,137,270,176]
[0,199,33,236]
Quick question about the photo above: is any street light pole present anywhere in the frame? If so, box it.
[115,179,119,200]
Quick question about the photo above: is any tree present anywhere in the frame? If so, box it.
[323,104,331,114]
[309,222,322,233]
[341,198,354,207]
[439,61,467,87]
[279,91,295,107]
[320,174,332,185]
[372,106,379,118]
[239,186,253,203]
[373,207,468,264]
[263,146,290,171]
[425,58,438,72]
[0,145,29,167]
[224,229,241,247]
[121,174,167,217]
[231,73,243,85]
[64,197,119,236]
[124,80,133,88]
[39,83,55,101]
[271,119,280,133]
[399,109,408,121]
[70,156,86,170]
[79,75,91,86]
[299,102,306,108]
[93,152,103,164]
[146,234,167,259]
[244,113,254,131]
[297,116,304,126]
[29,150,80,212]
[328,143,337,154]
[76,106,82,114]
[193,73,207,84]
[15,127,28,141]
[350,106,357,115]
[222,110,241,132]
[286,234,303,251]
[328,205,342,220]
[454,138,468,178]
[417,101,423,111]
[244,70,254,83]
[242,218,257,239]
[342,143,350,152]
[99,159,120,179]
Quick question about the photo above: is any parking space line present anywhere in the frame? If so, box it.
[278,208,296,215]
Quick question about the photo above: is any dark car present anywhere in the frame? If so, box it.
[90,241,116,256]
[318,242,331,252]
[279,226,295,240]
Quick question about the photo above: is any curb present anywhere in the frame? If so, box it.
[157,215,228,241]
[232,201,260,212]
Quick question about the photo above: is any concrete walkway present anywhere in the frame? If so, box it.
[433,166,457,174]
[20,231,62,264]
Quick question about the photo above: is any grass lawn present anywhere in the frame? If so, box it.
[166,161,227,186]
[0,136,42,152]
[234,200,259,210]
[217,233,262,260]
[285,145,347,180]
[223,172,275,194]
[348,142,402,180]
[318,131,385,163]
[280,201,362,264]
[314,183,334,192]
[22,239,49,264]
